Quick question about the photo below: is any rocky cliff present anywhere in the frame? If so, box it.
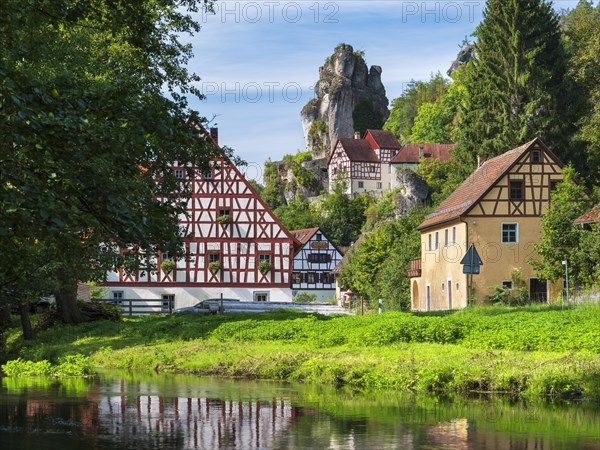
[301,44,389,159]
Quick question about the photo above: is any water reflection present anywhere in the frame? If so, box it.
[0,374,598,450]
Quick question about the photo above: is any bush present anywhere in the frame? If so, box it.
[160,259,175,273]
[258,261,272,274]
[294,292,318,303]
[2,354,92,377]
[208,261,221,273]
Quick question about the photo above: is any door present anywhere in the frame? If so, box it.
[529,278,548,302]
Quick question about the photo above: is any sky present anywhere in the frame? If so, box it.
[182,0,576,183]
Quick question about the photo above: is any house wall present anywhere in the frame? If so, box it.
[412,220,469,311]
[104,286,293,308]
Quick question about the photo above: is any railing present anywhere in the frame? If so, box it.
[408,259,422,278]
[100,298,174,316]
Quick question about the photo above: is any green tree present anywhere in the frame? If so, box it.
[458,0,574,162]
[563,0,600,186]
[314,183,371,247]
[261,160,284,209]
[531,166,591,287]
[0,0,220,324]
[274,197,317,231]
[384,72,449,142]
[352,99,384,135]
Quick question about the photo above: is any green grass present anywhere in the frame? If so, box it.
[2,304,599,398]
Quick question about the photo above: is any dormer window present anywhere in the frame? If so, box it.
[174,169,185,179]
[203,170,213,180]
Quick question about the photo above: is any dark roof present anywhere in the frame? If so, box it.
[418,138,551,230]
[574,203,600,225]
[291,228,320,244]
[365,129,401,150]
[391,143,455,164]
[337,138,379,162]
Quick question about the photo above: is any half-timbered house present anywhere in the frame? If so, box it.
[103,129,298,308]
[408,138,564,311]
[290,228,343,301]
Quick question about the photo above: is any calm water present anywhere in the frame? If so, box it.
[0,373,598,450]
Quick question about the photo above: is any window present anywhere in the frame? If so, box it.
[308,253,331,264]
[377,182,382,189]
[358,181,364,188]
[444,229,448,247]
[369,165,376,173]
[259,254,271,263]
[435,232,439,250]
[254,292,269,302]
[203,170,213,180]
[161,252,172,261]
[306,272,317,283]
[322,272,335,284]
[550,180,559,192]
[112,291,124,305]
[174,169,185,179]
[162,294,174,312]
[219,209,230,217]
[502,280,513,289]
[208,253,221,263]
[316,233,322,241]
[509,180,524,200]
[456,283,460,291]
[502,223,518,243]
[428,234,432,251]
[452,227,456,245]
[441,283,445,291]
[292,272,302,284]
[531,150,541,163]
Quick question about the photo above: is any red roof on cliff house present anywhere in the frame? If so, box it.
[391,143,455,164]
[334,138,379,163]
[364,129,402,150]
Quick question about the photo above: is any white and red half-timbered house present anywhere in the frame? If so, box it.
[103,129,298,308]
[290,228,343,301]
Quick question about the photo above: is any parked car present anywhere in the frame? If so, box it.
[173,298,240,314]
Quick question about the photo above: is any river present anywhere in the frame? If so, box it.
[0,372,598,449]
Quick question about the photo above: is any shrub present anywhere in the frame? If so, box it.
[160,259,175,273]
[294,292,318,303]
[216,214,231,225]
[258,261,272,274]
[208,261,221,273]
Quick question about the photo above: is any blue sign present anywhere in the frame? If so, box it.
[461,244,482,274]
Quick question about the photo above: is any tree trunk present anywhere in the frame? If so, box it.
[0,302,11,329]
[19,303,34,340]
[55,281,83,324]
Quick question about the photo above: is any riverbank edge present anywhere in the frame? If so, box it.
[75,341,599,400]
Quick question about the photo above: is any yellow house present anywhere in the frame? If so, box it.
[409,138,564,311]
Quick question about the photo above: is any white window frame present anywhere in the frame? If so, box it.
[501,280,513,289]
[254,291,269,302]
[174,169,185,179]
[501,222,519,244]
[358,181,364,189]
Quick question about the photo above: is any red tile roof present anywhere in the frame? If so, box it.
[418,138,554,230]
[391,143,455,164]
[337,138,379,162]
[291,227,320,244]
[574,203,600,224]
[365,129,401,149]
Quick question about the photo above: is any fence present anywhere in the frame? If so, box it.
[100,298,174,316]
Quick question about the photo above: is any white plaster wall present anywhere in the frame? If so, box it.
[105,286,293,308]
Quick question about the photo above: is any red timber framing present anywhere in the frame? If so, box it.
[105,132,298,290]
[351,161,381,180]
[328,141,351,180]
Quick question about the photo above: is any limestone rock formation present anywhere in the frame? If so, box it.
[393,169,430,217]
[301,44,389,159]
[447,44,475,76]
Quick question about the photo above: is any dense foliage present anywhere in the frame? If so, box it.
[0,0,219,325]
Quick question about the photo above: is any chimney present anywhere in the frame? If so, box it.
[354,131,361,139]
[418,146,424,159]
[209,127,219,145]
[477,155,486,167]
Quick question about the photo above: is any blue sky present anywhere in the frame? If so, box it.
[183,0,576,182]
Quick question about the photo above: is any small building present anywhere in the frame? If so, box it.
[103,128,298,308]
[574,203,600,227]
[290,227,343,302]
[328,130,454,196]
[408,137,564,311]
[390,143,454,189]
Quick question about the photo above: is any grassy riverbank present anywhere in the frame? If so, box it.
[2,304,600,398]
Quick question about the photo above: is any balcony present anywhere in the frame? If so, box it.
[407,259,422,278]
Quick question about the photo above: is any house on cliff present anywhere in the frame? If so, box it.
[408,138,564,311]
[328,129,454,196]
